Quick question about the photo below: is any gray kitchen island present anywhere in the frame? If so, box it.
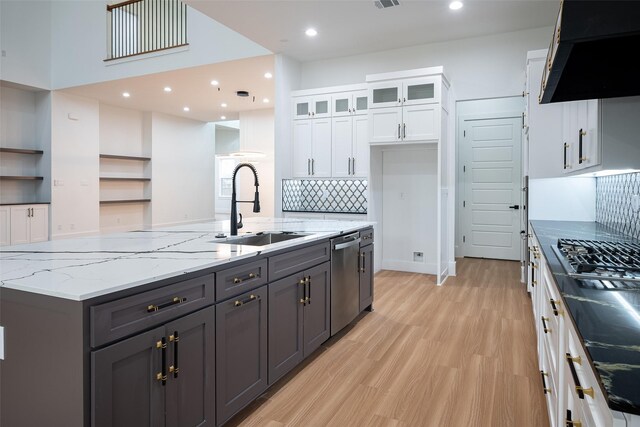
[0,218,374,427]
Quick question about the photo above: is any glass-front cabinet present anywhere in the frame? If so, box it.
[332,90,369,116]
[369,77,440,109]
[293,95,332,120]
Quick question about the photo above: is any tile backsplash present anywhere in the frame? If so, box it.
[282,179,367,214]
[596,172,640,239]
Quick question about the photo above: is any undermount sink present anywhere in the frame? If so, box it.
[214,232,309,246]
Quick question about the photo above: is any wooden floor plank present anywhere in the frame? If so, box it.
[228,258,549,427]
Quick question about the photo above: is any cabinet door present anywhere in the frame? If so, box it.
[292,120,313,177]
[311,118,332,177]
[352,115,369,177]
[562,102,581,173]
[29,204,48,243]
[369,81,402,109]
[9,206,30,245]
[576,99,600,170]
[293,96,313,120]
[312,95,331,119]
[359,244,374,312]
[216,286,268,426]
[369,107,402,144]
[402,76,440,106]
[353,90,369,116]
[332,93,353,117]
[165,306,215,427]
[92,327,165,427]
[332,117,354,177]
[268,274,304,384]
[303,262,330,357]
[0,206,9,246]
[403,104,439,142]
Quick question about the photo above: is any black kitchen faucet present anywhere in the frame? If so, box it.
[230,163,260,236]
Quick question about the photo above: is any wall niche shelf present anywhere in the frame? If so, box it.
[0,147,44,155]
[99,154,151,161]
[0,175,44,181]
[100,199,151,205]
[99,177,151,182]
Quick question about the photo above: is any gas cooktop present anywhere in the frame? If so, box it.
[552,238,640,284]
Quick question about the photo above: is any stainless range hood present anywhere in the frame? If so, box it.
[539,1,640,104]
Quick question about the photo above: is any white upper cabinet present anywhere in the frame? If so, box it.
[331,114,369,178]
[369,82,402,109]
[332,90,368,117]
[292,119,332,178]
[526,50,565,179]
[293,95,331,120]
[367,68,448,145]
[402,76,440,106]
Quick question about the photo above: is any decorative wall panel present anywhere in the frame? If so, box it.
[596,172,640,239]
[282,179,367,214]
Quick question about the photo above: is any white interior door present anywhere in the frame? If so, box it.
[462,116,522,260]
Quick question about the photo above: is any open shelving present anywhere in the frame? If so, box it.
[99,199,151,205]
[99,177,151,181]
[99,154,151,161]
[0,175,44,180]
[0,147,44,155]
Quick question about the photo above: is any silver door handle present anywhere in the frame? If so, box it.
[308,159,311,175]
[334,238,361,250]
[403,123,406,139]
[312,158,315,175]
[347,158,351,175]
[398,124,401,139]
[351,158,355,175]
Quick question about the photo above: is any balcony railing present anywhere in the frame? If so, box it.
[106,0,188,60]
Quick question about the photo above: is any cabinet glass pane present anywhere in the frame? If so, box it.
[407,83,434,101]
[297,103,309,116]
[356,96,368,111]
[335,99,349,113]
[373,88,398,104]
[316,100,328,115]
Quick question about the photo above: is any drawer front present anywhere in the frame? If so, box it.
[91,274,215,347]
[566,325,611,427]
[269,242,330,282]
[360,228,374,246]
[541,342,558,427]
[215,259,268,302]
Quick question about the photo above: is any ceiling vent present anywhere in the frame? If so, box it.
[374,0,399,9]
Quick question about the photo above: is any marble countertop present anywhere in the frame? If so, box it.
[530,220,640,416]
[0,218,373,301]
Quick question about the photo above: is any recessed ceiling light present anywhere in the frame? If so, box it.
[449,1,463,10]
[183,106,190,112]
[263,98,270,103]
[221,103,227,108]
[164,86,172,92]
[210,80,219,86]
[122,92,130,98]
[221,116,226,120]
[305,28,318,37]
[264,72,273,79]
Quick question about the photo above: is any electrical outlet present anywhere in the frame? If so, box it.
[413,252,424,262]
[632,194,640,213]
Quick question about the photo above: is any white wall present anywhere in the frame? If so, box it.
[238,108,275,218]
[215,126,239,155]
[0,1,52,89]
[529,178,596,221]
[299,27,552,101]
[274,54,301,216]
[150,112,215,226]
[50,92,100,238]
[50,2,270,89]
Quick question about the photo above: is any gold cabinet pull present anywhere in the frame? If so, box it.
[541,316,551,334]
[147,296,186,313]
[576,386,595,399]
[566,420,582,427]
[234,272,259,284]
[567,354,582,365]
[234,294,258,307]
[540,371,551,394]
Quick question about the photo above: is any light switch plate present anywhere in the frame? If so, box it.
[0,326,5,360]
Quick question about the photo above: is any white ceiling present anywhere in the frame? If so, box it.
[63,55,275,122]
[186,0,560,63]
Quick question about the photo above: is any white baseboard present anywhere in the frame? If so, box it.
[448,260,457,276]
[381,260,438,275]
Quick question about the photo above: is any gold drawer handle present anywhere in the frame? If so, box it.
[576,386,595,399]
[566,420,582,427]
[147,297,186,313]
[531,263,538,269]
[234,294,258,307]
[567,354,582,365]
[233,272,258,284]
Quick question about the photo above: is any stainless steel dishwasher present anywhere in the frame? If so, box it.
[330,231,361,336]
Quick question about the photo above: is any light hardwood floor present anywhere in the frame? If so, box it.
[228,258,548,427]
